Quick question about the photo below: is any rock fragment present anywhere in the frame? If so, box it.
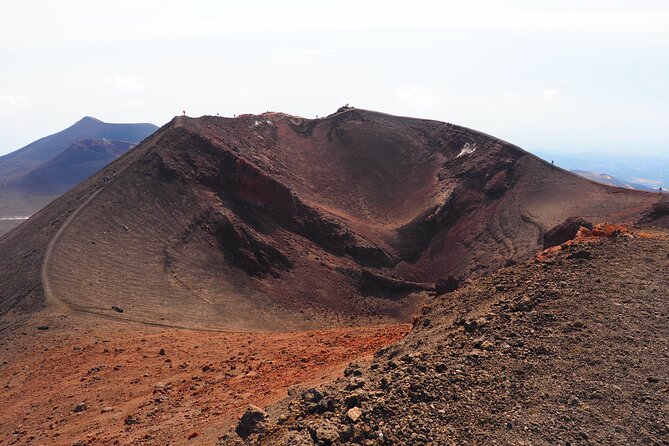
[347,406,363,422]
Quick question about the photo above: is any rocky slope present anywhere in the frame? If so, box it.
[222,226,669,445]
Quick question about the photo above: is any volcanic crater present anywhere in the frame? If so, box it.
[0,107,659,331]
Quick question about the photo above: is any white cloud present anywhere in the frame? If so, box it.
[396,86,435,109]
[108,75,147,91]
[542,89,560,100]
[0,94,31,116]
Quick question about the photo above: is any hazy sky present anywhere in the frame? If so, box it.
[1,1,668,156]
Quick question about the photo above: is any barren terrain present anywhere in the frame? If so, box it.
[225,226,669,445]
[1,108,667,446]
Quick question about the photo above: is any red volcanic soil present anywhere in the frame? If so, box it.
[0,313,408,446]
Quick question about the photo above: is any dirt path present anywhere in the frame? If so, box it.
[40,180,107,312]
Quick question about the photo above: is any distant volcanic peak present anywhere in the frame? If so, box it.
[75,115,157,128]
[78,116,103,124]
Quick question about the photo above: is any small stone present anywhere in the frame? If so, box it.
[435,276,459,295]
[344,364,363,377]
[512,298,533,312]
[308,421,340,444]
[301,387,323,403]
[74,402,87,413]
[480,340,495,351]
[124,415,139,425]
[111,305,124,313]
[344,390,368,408]
[346,377,366,391]
[463,319,478,333]
[235,405,267,439]
[187,432,199,440]
[37,325,49,330]
[158,348,165,356]
[100,406,114,413]
[347,406,363,422]
[283,430,313,444]
[568,250,591,260]
[316,396,336,413]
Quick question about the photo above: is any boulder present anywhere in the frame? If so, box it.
[435,276,459,295]
[543,217,593,248]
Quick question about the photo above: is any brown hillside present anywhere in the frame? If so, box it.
[0,108,661,331]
